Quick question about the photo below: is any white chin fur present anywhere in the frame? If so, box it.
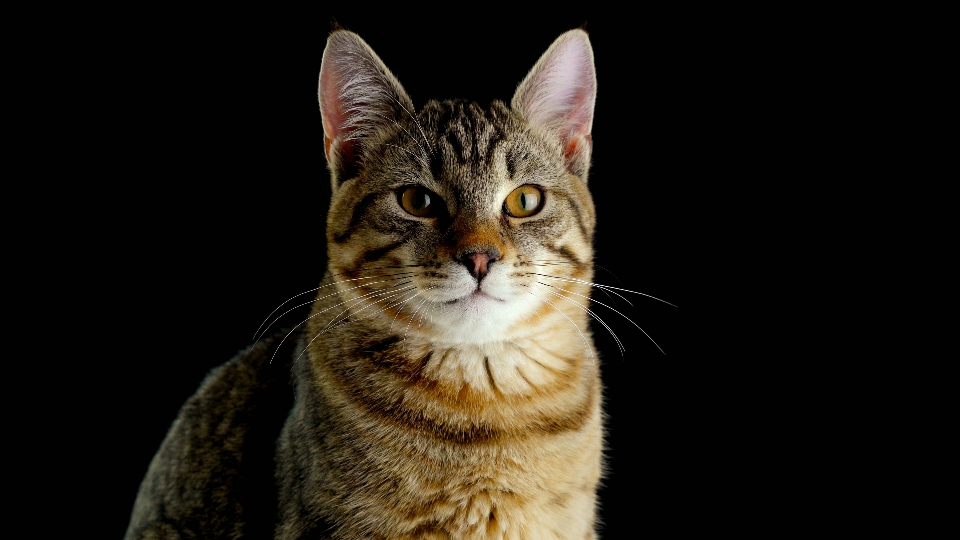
[407,263,542,344]
[423,289,540,345]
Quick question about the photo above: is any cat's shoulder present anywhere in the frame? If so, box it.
[124,331,299,539]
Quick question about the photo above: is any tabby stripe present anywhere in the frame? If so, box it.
[484,357,499,394]
[505,151,517,179]
[561,193,591,240]
[332,192,379,244]
[485,133,505,166]
[483,107,507,167]
[355,241,404,267]
[327,360,502,443]
[444,128,467,165]
[465,103,480,163]
[321,348,596,443]
[533,383,595,435]
[543,244,584,268]
[515,366,535,390]
[364,336,401,353]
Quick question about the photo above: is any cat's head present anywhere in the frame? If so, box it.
[317,29,597,346]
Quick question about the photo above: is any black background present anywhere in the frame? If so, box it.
[87,7,769,537]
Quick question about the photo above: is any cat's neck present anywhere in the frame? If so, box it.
[413,335,594,398]
[313,312,594,400]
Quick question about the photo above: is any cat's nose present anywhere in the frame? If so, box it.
[458,249,501,281]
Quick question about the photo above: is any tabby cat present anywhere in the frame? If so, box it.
[126,28,610,539]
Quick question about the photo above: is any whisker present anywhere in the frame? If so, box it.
[404,291,434,342]
[320,285,416,333]
[253,269,416,340]
[272,281,411,365]
[368,108,431,160]
[390,95,433,153]
[416,290,439,330]
[594,285,627,307]
[389,288,429,332]
[382,143,430,169]
[528,261,630,307]
[524,287,593,363]
[593,264,627,288]
[530,272,676,308]
[288,281,411,366]
[530,259,627,287]
[366,110,419,145]
[255,272,415,342]
[534,283,625,355]
[527,272,634,307]
[317,282,413,335]
[292,285,416,366]
[537,281,667,356]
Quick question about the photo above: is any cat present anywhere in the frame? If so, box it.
[126,27,612,539]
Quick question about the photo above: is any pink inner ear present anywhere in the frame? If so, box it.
[564,133,591,161]
[324,133,356,166]
[319,33,369,160]
[319,61,347,147]
[318,31,416,179]
[319,43,362,167]
[324,135,333,161]
[513,30,596,152]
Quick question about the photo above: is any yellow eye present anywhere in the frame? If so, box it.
[503,185,544,218]
[398,186,438,217]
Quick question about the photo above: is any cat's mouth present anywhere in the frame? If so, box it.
[444,290,504,305]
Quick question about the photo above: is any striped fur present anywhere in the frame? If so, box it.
[126,28,601,540]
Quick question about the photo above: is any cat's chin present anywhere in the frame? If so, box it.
[422,290,539,345]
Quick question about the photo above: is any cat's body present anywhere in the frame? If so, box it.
[127,28,603,539]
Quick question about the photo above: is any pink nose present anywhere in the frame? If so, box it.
[459,249,501,281]
[468,252,491,277]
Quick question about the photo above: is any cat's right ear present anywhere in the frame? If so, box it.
[319,30,415,191]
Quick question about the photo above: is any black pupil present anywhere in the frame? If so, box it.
[520,192,529,209]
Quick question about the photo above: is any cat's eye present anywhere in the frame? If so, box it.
[398,186,441,217]
[503,185,544,218]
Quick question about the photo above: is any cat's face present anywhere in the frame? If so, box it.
[325,100,596,344]
[317,30,597,346]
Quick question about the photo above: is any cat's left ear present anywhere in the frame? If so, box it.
[512,29,597,182]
